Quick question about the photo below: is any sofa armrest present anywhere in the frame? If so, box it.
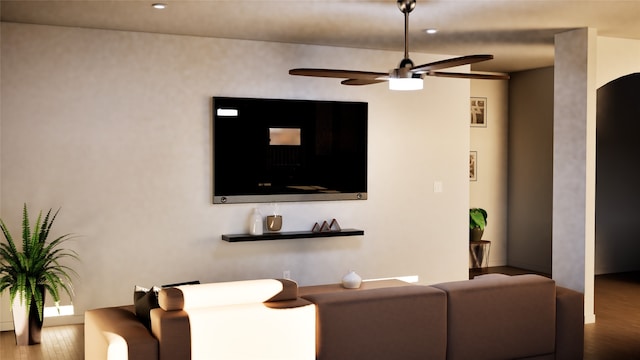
[84,306,158,360]
[555,286,585,360]
[150,308,191,360]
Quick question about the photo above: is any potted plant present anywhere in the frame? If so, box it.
[0,204,78,345]
[469,208,488,242]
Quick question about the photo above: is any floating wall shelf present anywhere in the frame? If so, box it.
[221,229,364,242]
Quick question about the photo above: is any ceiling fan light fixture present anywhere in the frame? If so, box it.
[389,67,423,90]
[389,77,423,91]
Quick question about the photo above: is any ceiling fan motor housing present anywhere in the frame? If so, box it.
[391,58,422,79]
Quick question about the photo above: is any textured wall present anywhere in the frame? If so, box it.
[0,22,470,327]
[553,28,597,323]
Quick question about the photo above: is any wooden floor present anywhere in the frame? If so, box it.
[1,267,640,359]
[0,323,83,360]
[584,271,640,359]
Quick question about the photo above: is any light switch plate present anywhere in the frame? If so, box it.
[433,181,443,193]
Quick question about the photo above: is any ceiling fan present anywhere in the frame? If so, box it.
[289,0,509,90]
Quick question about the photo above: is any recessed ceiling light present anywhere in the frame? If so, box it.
[152,3,167,9]
[425,28,438,34]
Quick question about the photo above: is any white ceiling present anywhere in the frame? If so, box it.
[2,0,639,73]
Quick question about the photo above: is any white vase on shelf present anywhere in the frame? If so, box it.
[248,208,263,236]
[342,270,362,289]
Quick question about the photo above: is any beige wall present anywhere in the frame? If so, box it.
[596,37,640,88]
[470,80,509,267]
[0,23,471,328]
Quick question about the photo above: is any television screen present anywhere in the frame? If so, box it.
[213,97,368,204]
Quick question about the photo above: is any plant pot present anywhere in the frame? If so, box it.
[470,227,484,242]
[11,288,44,346]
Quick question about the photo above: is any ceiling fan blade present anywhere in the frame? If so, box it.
[289,68,387,80]
[428,71,510,80]
[411,55,494,73]
[341,78,389,86]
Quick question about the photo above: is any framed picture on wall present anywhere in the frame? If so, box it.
[471,97,487,127]
[470,151,477,181]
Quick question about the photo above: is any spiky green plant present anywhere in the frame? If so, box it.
[0,204,78,320]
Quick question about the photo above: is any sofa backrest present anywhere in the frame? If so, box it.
[158,278,298,311]
[302,285,448,360]
[433,274,557,360]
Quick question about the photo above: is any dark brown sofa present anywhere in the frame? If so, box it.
[85,274,584,360]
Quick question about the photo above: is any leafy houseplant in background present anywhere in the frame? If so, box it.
[469,208,488,242]
[0,204,78,345]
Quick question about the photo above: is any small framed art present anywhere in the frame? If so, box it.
[470,97,487,127]
[470,151,477,181]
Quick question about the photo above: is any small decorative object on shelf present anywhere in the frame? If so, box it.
[312,218,342,233]
[266,203,282,232]
[329,218,341,231]
[342,270,362,289]
[266,215,282,232]
[249,207,263,236]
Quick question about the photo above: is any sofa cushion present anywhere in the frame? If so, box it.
[158,278,298,311]
[133,285,160,329]
[153,278,314,360]
[433,274,556,360]
[185,302,316,360]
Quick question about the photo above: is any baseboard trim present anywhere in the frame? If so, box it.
[1,314,84,331]
[44,314,84,327]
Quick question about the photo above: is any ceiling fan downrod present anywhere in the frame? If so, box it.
[398,0,416,67]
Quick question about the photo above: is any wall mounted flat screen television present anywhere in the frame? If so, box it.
[213,96,368,204]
